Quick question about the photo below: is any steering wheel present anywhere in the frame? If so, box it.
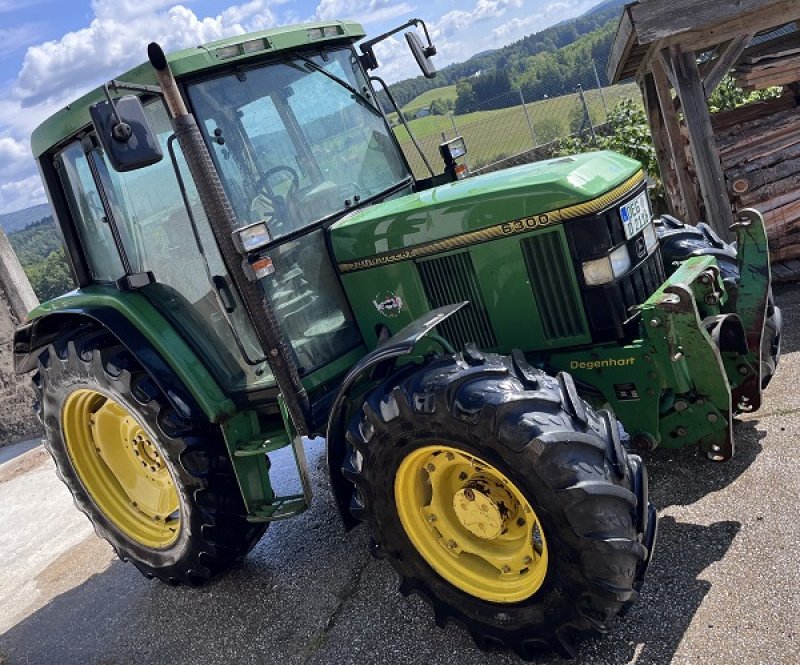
[251,165,301,230]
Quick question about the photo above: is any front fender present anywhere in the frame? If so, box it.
[325,302,466,529]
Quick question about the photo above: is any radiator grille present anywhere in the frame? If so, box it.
[417,252,497,350]
[620,250,665,313]
[521,232,586,340]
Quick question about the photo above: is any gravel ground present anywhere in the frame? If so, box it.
[1,284,798,665]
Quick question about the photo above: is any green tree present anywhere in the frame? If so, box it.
[25,247,75,301]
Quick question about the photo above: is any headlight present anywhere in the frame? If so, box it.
[642,222,658,252]
[582,245,632,286]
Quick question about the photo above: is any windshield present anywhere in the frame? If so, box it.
[188,48,409,237]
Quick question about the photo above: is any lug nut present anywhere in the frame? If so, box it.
[445,452,454,461]
[426,463,436,473]
[707,413,719,423]
[501,565,511,574]
[738,365,749,376]
[464,488,475,501]
[517,517,526,527]
[523,556,533,565]
[674,400,689,412]
[650,318,661,328]
[427,514,437,523]
[447,540,458,549]
[676,426,688,437]
[459,472,468,481]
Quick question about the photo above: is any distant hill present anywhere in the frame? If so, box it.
[0,204,52,234]
[382,0,628,111]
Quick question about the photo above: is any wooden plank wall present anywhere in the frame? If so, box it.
[712,93,800,261]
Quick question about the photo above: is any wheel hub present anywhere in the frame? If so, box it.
[452,475,518,539]
[394,445,549,603]
[61,389,180,549]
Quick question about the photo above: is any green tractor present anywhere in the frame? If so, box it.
[15,17,779,658]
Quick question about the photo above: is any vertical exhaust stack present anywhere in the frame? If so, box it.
[146,42,311,437]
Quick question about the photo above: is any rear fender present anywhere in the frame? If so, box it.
[14,290,235,423]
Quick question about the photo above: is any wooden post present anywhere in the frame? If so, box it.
[651,57,703,223]
[703,33,754,98]
[669,44,734,240]
[640,72,688,219]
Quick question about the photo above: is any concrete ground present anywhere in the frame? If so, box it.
[1,285,798,665]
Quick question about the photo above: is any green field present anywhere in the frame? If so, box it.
[394,83,639,176]
[400,84,458,113]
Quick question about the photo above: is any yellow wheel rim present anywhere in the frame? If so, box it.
[62,389,180,549]
[395,445,548,603]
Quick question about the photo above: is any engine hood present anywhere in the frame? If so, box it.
[330,150,644,273]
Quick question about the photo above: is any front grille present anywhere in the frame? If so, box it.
[521,231,586,341]
[582,249,665,341]
[417,252,497,350]
[619,250,665,312]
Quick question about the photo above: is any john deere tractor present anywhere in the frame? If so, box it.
[15,17,779,658]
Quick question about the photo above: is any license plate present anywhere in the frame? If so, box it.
[620,191,651,240]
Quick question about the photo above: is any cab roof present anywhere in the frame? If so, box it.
[30,20,365,159]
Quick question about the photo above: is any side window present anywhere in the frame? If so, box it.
[56,142,124,282]
[89,100,271,390]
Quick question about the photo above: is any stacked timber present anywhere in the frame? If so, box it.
[732,29,800,91]
[713,93,800,261]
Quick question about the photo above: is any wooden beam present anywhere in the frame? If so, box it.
[652,57,703,224]
[657,48,679,90]
[663,3,800,54]
[607,5,636,84]
[704,32,755,97]
[630,0,781,44]
[640,72,688,220]
[669,44,735,240]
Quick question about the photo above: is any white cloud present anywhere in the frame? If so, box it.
[474,0,523,21]
[13,2,283,107]
[0,175,45,216]
[0,136,27,163]
[492,15,537,40]
[0,0,285,214]
[314,0,403,22]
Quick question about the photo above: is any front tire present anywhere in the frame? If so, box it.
[35,327,267,585]
[344,350,653,658]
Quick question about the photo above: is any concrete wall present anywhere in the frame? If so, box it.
[0,228,41,445]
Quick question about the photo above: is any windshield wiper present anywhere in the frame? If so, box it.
[294,55,383,118]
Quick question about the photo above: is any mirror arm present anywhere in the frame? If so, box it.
[102,83,132,142]
[359,18,435,71]
[369,75,435,179]
[102,80,163,143]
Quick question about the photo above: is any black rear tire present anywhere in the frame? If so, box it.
[344,349,653,659]
[656,215,781,387]
[35,327,267,585]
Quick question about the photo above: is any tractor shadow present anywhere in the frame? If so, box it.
[643,418,765,508]
[577,516,741,665]
[0,443,748,665]
[772,282,799,355]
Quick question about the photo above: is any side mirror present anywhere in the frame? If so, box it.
[89,95,163,172]
[406,31,437,79]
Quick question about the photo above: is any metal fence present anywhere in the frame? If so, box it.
[391,58,641,178]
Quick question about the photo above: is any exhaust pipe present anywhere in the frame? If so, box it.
[147,42,311,438]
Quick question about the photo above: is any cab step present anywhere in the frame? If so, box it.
[233,433,292,457]
[246,494,308,522]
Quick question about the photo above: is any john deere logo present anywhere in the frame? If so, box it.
[373,291,403,318]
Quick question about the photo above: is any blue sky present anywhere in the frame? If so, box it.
[0,0,601,214]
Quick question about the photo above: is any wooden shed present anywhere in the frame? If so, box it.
[608,0,800,273]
